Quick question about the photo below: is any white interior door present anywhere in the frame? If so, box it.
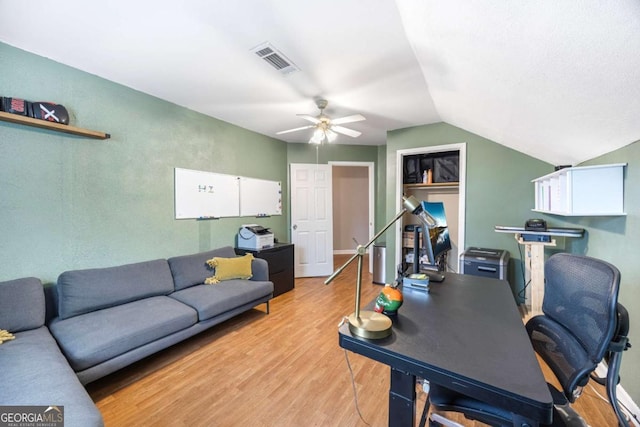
[290,163,334,277]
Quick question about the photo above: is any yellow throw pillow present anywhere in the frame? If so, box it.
[0,329,15,344]
[205,254,254,284]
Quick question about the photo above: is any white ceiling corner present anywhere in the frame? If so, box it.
[1,0,639,165]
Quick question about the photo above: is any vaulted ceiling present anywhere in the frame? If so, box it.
[1,1,639,165]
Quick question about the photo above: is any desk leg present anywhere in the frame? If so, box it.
[389,368,416,427]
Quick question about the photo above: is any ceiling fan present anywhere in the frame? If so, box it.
[276,99,366,144]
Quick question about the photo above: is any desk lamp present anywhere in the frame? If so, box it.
[324,195,434,339]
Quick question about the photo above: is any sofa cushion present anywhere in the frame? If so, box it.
[57,259,175,319]
[169,280,273,321]
[168,246,237,290]
[0,277,45,333]
[49,296,197,371]
[0,326,104,427]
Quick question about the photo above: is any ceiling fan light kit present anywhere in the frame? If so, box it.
[278,99,365,144]
[309,123,338,144]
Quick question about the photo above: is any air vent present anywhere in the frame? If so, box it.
[251,42,299,75]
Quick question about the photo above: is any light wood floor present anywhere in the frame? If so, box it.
[88,255,620,426]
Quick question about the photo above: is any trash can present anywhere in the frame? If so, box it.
[373,243,386,284]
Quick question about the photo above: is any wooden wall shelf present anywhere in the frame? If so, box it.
[403,182,459,190]
[0,111,110,140]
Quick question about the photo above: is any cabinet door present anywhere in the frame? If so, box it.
[238,245,295,297]
[258,246,292,274]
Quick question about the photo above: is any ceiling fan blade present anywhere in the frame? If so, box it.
[276,125,314,135]
[331,125,362,138]
[296,114,321,124]
[331,114,366,125]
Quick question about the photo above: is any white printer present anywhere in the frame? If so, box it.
[237,224,274,250]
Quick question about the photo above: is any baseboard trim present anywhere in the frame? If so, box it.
[333,250,356,255]
[618,387,640,427]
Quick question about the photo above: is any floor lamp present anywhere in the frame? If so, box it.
[325,195,435,339]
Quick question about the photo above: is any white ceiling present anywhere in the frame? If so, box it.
[1,1,639,165]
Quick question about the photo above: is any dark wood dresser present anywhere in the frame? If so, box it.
[235,243,294,297]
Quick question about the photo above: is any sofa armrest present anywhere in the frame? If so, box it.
[250,258,269,281]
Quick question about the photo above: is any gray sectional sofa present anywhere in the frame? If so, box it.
[0,246,273,427]
[0,277,104,427]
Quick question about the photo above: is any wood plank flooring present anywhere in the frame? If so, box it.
[88,255,620,426]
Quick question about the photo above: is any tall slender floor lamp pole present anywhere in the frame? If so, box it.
[325,196,423,339]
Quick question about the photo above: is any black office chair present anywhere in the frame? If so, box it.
[420,253,632,427]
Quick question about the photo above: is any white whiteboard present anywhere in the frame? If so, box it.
[174,168,240,219]
[240,177,282,216]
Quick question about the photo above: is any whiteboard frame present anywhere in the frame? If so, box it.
[174,168,282,219]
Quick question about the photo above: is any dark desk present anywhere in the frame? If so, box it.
[339,273,553,426]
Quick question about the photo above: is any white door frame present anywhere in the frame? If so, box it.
[394,143,466,272]
[329,161,375,272]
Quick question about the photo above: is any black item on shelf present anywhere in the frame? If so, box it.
[31,102,69,125]
[404,152,459,184]
[419,155,434,179]
[525,218,547,231]
[432,151,459,183]
[1,97,32,116]
[403,154,421,184]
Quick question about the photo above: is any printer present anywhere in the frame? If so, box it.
[237,224,274,250]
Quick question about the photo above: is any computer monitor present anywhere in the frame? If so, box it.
[412,201,451,273]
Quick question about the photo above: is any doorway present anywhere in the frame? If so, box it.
[394,143,466,273]
[330,162,375,272]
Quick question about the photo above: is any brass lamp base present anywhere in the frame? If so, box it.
[348,310,392,339]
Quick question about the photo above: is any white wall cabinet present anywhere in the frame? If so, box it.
[532,163,626,216]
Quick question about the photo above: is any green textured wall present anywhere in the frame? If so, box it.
[376,145,387,232]
[544,141,639,404]
[387,123,640,406]
[285,142,382,234]
[3,41,637,406]
[386,123,552,299]
[0,43,287,283]
[287,142,379,165]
